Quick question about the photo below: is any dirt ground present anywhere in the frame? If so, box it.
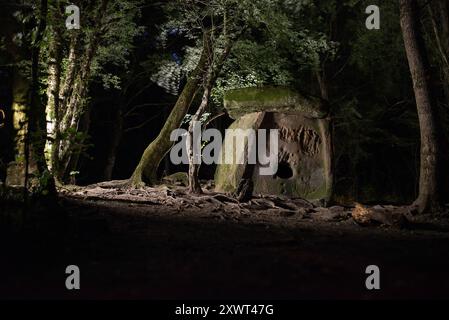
[1,184,449,300]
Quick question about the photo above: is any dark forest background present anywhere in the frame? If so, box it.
[1,0,448,205]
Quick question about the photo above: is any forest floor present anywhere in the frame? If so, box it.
[1,182,449,299]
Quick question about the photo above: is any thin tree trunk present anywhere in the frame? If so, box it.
[187,74,214,194]
[428,0,449,203]
[52,34,79,181]
[68,107,92,184]
[46,5,63,183]
[316,70,329,101]
[104,104,123,180]
[28,0,48,173]
[400,0,441,213]
[428,1,449,91]
[187,37,233,194]
[25,0,56,195]
[316,70,334,206]
[59,34,79,108]
[11,72,29,162]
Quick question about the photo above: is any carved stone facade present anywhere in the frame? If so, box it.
[215,87,333,202]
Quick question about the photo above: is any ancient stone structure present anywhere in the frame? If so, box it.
[215,86,333,203]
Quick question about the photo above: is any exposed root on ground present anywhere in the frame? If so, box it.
[56,181,449,228]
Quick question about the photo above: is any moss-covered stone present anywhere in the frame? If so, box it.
[214,113,262,193]
[215,110,332,202]
[224,86,329,120]
[162,172,189,186]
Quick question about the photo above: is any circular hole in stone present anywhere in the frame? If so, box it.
[275,161,293,179]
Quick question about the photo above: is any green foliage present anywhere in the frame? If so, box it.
[60,127,93,160]
[183,112,211,126]
[150,46,202,96]
[29,169,54,197]
[147,0,342,110]
[210,39,295,109]
[349,1,406,96]
[4,0,441,202]
[91,0,145,90]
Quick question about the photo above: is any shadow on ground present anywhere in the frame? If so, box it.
[1,194,449,300]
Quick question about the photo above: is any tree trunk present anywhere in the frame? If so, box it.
[316,70,334,206]
[103,104,123,180]
[45,4,63,183]
[25,0,56,195]
[59,34,79,109]
[400,0,441,213]
[48,34,79,182]
[187,36,233,194]
[28,0,48,173]
[187,74,214,194]
[428,0,449,203]
[11,72,29,161]
[428,0,449,101]
[52,0,110,182]
[129,31,212,187]
[66,107,91,185]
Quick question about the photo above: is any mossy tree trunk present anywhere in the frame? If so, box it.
[3,5,31,187]
[40,0,110,184]
[45,1,63,184]
[11,73,29,162]
[57,0,110,182]
[129,32,212,187]
[25,0,56,195]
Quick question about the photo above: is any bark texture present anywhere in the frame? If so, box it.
[187,75,213,194]
[45,2,63,182]
[400,0,441,213]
